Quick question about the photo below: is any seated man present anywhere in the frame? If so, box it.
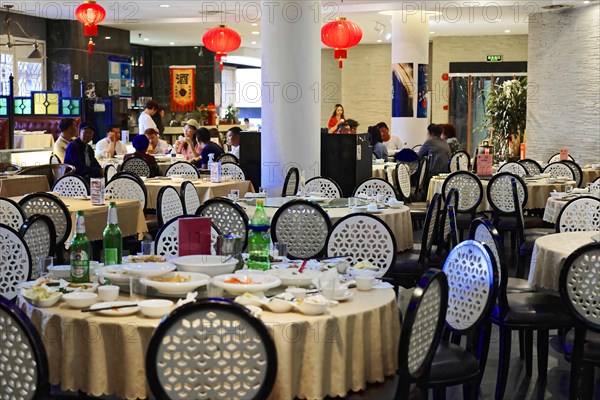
[418,123,452,178]
[124,134,160,177]
[53,118,77,162]
[377,122,403,152]
[64,123,103,180]
[95,124,127,158]
[226,126,241,158]
[198,127,224,169]
[346,119,360,134]
[144,128,170,154]
[336,121,351,134]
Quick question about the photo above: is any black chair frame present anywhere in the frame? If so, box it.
[282,167,300,197]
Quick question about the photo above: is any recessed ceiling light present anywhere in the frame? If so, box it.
[429,31,435,34]
[143,38,149,41]
[504,30,511,33]
[376,39,382,43]
[251,23,258,26]
[251,41,257,45]
[105,36,111,39]
[169,42,175,45]
[584,0,590,3]
[385,33,392,40]
[159,4,170,7]
[251,31,260,35]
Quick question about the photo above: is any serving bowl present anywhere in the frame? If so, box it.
[267,268,321,287]
[122,262,176,277]
[212,273,281,295]
[171,255,237,277]
[141,272,211,295]
[63,292,98,308]
[295,297,329,315]
[266,298,295,313]
[21,288,62,308]
[138,299,174,318]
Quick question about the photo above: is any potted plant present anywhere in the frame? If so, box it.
[482,77,527,162]
[223,104,239,124]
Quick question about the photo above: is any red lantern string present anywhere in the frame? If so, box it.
[321,17,362,69]
[202,25,241,71]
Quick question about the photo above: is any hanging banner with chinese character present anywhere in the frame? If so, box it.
[170,65,196,112]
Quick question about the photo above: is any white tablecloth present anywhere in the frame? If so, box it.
[13,133,55,149]
[528,231,599,290]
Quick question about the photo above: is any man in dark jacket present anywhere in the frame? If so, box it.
[64,122,103,181]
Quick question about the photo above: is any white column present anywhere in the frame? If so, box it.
[261,0,321,192]
[391,11,429,147]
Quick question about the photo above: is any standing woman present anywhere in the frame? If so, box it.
[176,119,202,161]
[328,104,345,133]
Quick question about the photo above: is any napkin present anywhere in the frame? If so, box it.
[373,281,393,289]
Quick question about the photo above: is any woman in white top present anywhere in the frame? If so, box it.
[138,99,159,135]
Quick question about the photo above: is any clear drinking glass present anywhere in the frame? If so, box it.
[129,276,146,301]
[37,256,53,279]
[230,189,240,202]
[141,240,154,256]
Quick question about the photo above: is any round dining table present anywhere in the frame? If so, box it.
[17,287,399,400]
[582,167,600,185]
[244,197,414,251]
[427,175,574,211]
[528,230,600,290]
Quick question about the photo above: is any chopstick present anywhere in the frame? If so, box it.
[81,303,138,312]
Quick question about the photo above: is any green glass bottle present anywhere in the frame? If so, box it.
[247,199,271,271]
[70,211,91,283]
[103,202,123,266]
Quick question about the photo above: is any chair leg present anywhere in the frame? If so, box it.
[525,330,533,377]
[569,328,586,400]
[516,253,526,280]
[496,327,512,400]
[537,329,549,382]
[518,330,525,359]
[433,386,446,400]
[581,363,595,400]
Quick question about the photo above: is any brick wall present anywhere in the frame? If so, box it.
[526,5,600,164]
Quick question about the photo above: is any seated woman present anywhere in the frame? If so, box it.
[368,125,388,160]
[124,134,159,177]
[175,119,202,161]
[441,123,462,154]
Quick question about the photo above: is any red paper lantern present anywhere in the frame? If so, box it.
[442,73,449,81]
[202,25,242,71]
[75,1,106,37]
[321,17,362,68]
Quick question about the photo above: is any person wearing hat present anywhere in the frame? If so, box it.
[124,134,159,177]
[64,122,103,181]
[175,119,202,161]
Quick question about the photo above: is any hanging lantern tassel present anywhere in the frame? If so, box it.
[88,38,94,54]
[215,53,224,71]
[334,49,347,69]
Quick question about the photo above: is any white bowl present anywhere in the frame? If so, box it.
[267,268,321,287]
[171,255,238,277]
[63,292,98,308]
[47,265,71,279]
[266,298,295,313]
[138,299,173,318]
[295,297,328,315]
[21,288,62,308]
[212,273,281,295]
[285,287,307,299]
[95,266,130,284]
[97,285,120,301]
[122,262,176,277]
[141,272,211,295]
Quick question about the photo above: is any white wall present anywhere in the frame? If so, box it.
[526,5,600,164]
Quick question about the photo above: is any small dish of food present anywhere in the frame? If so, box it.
[21,287,62,308]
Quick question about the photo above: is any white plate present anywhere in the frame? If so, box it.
[122,262,176,277]
[366,209,385,214]
[266,268,322,287]
[122,255,168,263]
[96,266,130,284]
[333,290,354,301]
[141,272,211,295]
[212,273,281,295]
[90,301,140,316]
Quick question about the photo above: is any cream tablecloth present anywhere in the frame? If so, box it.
[427,176,572,211]
[13,132,55,149]
[0,174,50,196]
[582,168,600,185]
[10,196,148,244]
[371,163,396,179]
[144,178,254,209]
[246,199,414,251]
[17,288,399,400]
[528,231,599,290]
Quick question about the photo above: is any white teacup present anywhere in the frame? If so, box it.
[98,285,120,301]
[285,287,307,299]
[355,276,375,291]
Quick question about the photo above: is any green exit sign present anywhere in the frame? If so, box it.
[487,54,503,62]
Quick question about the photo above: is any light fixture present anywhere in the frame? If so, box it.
[504,29,511,33]
[583,0,590,3]
[169,42,175,45]
[0,5,44,59]
[202,25,242,71]
[251,41,257,44]
[143,38,150,41]
[385,32,392,40]
[376,39,382,43]
[105,36,111,39]
[251,23,258,26]
[374,21,385,36]
[430,31,435,34]
[159,4,170,7]
[321,17,363,68]
[251,31,260,35]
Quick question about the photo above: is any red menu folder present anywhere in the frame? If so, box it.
[560,148,568,160]
[178,217,212,256]
[476,154,493,177]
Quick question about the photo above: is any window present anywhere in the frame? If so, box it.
[0,37,46,96]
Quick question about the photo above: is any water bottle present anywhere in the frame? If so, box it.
[207,153,215,171]
[297,170,306,197]
[247,199,271,270]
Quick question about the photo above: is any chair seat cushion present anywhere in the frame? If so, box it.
[429,342,480,383]
[496,215,547,230]
[491,292,574,327]
[507,277,536,293]
[390,251,424,275]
